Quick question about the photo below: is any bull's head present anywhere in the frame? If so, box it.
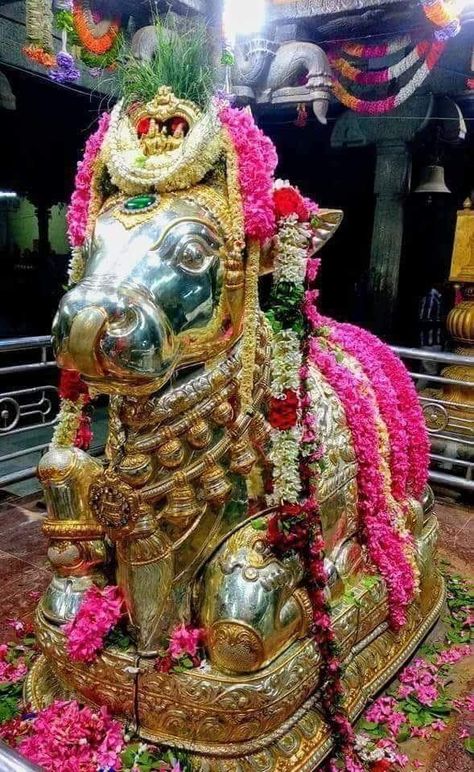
[53,186,239,395]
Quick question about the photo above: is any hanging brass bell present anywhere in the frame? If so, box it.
[186,418,212,449]
[211,401,234,427]
[117,452,153,487]
[414,164,451,195]
[230,434,257,475]
[163,479,202,523]
[156,438,185,468]
[200,463,232,506]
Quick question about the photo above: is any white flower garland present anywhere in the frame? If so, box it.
[268,427,303,504]
[273,215,312,286]
[267,186,317,506]
[68,245,86,285]
[270,329,302,396]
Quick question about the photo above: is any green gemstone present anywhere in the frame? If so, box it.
[124,194,157,211]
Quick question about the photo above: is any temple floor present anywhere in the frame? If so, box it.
[0,492,471,770]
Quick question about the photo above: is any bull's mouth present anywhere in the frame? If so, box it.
[57,303,179,397]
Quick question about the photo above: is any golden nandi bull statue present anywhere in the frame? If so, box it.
[27,87,443,770]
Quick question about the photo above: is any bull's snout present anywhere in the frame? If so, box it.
[53,279,178,390]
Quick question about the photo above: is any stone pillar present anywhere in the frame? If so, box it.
[331,95,434,335]
[35,201,51,258]
[369,140,411,336]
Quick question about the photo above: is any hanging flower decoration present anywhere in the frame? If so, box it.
[264,173,429,763]
[62,585,124,663]
[219,104,278,241]
[265,180,359,766]
[22,44,56,67]
[52,111,110,450]
[49,49,80,83]
[329,39,443,86]
[330,39,446,114]
[305,326,419,629]
[24,0,123,76]
[340,35,413,59]
[420,0,461,40]
[72,0,120,55]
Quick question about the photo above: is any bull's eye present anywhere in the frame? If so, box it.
[176,238,214,274]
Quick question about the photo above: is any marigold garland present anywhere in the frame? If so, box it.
[22,44,56,67]
[72,0,120,55]
[421,0,461,39]
[329,40,438,86]
[340,35,412,59]
[331,40,446,114]
[24,0,122,76]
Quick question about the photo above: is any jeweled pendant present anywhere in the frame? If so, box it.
[123,194,158,212]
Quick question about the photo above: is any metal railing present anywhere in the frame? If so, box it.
[392,346,474,493]
[0,336,104,488]
[0,742,42,771]
[0,337,472,493]
[0,336,58,486]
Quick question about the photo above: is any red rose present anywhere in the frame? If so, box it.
[74,415,93,451]
[155,654,172,673]
[59,369,90,403]
[267,504,309,555]
[371,762,391,772]
[267,389,299,430]
[273,186,309,221]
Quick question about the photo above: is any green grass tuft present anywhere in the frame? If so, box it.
[116,14,215,109]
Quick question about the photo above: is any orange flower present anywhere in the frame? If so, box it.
[23,45,56,68]
[73,0,119,55]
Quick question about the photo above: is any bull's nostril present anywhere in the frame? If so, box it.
[107,307,139,337]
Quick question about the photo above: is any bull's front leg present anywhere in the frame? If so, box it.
[38,447,108,623]
[198,516,313,674]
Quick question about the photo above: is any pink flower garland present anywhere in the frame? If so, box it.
[66,111,110,248]
[338,324,429,499]
[317,317,410,502]
[340,35,413,59]
[219,105,278,241]
[305,322,416,629]
[19,700,124,772]
[62,584,123,663]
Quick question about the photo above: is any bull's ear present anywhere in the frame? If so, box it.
[258,208,344,275]
[310,209,343,254]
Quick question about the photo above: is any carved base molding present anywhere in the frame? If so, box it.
[26,531,444,771]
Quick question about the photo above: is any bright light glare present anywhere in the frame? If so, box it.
[222,0,266,45]
[0,191,17,199]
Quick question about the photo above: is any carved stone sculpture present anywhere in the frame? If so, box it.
[131,27,333,124]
